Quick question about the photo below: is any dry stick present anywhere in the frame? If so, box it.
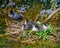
[34,4,43,22]
[34,14,40,22]
[8,20,12,25]
[5,19,9,26]
[42,8,60,23]
[34,8,60,23]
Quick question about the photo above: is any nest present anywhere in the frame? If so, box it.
[4,21,54,44]
[4,20,37,43]
[0,7,60,45]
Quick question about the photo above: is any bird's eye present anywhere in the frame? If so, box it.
[22,10,25,11]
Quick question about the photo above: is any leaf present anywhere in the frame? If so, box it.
[20,32,26,40]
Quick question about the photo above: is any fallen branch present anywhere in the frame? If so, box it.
[34,14,40,22]
[34,8,60,23]
[5,19,9,26]
[42,8,60,23]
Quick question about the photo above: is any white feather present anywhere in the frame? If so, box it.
[31,25,38,31]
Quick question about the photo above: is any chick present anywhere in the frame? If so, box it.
[21,19,47,31]
[8,9,23,20]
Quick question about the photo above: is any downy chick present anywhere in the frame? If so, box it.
[21,19,47,31]
[8,9,23,20]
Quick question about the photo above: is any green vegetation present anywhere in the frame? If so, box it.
[20,23,54,40]
[0,0,60,48]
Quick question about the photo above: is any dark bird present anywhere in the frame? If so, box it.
[8,9,23,20]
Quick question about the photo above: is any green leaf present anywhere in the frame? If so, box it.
[20,32,26,40]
